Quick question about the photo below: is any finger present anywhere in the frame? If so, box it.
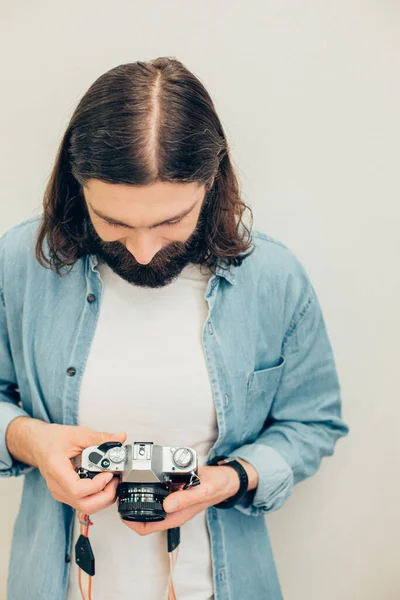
[122,503,209,535]
[163,480,214,513]
[78,477,120,514]
[55,456,115,498]
[121,520,147,535]
[100,431,128,445]
[122,514,176,535]
[74,429,128,450]
[74,471,116,498]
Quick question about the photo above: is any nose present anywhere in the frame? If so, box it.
[125,232,162,265]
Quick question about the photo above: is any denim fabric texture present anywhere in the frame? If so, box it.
[0,215,349,600]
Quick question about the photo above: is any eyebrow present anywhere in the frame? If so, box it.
[88,198,200,229]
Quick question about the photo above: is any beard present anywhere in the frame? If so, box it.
[84,209,208,289]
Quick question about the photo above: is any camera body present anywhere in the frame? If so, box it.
[74,441,200,522]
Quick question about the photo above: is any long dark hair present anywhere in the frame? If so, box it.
[36,57,254,275]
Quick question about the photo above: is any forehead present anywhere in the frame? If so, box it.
[83,179,205,213]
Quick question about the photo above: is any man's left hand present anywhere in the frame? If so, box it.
[121,459,258,536]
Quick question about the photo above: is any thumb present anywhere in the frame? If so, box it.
[97,430,128,445]
[83,429,128,448]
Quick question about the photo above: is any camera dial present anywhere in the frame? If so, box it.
[172,448,194,468]
[108,447,126,463]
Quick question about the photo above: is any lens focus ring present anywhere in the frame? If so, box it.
[117,482,169,522]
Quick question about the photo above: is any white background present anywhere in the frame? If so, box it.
[0,1,399,598]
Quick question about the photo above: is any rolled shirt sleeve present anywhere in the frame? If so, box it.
[230,284,349,518]
[0,286,34,477]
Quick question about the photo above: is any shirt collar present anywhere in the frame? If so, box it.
[214,258,236,285]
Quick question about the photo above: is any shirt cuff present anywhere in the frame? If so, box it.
[0,402,35,477]
[229,443,294,517]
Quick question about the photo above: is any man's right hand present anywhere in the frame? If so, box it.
[6,416,127,514]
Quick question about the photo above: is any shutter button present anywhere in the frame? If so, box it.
[87,294,96,303]
[66,367,76,377]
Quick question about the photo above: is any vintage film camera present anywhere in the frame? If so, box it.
[74,441,201,522]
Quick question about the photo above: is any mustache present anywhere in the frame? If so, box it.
[90,232,191,269]
[85,210,207,269]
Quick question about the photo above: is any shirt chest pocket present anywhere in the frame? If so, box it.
[242,356,286,440]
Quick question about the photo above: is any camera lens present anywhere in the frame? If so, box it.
[117,483,170,522]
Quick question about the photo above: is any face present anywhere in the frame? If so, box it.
[82,179,209,288]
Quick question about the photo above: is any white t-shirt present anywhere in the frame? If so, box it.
[66,260,218,600]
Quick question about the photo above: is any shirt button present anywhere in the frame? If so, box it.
[66,367,76,377]
[208,321,213,334]
[65,554,71,563]
[87,293,96,303]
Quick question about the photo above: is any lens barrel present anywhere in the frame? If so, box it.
[117,482,170,522]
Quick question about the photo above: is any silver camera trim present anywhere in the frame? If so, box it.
[74,441,198,484]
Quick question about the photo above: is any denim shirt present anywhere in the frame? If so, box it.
[0,215,349,600]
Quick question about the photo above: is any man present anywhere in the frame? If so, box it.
[0,57,349,600]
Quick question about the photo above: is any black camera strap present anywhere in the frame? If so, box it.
[166,527,181,599]
[75,512,94,600]
[75,512,181,600]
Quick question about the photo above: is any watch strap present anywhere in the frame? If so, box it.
[209,455,249,509]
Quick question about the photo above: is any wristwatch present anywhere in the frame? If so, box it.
[208,455,249,508]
